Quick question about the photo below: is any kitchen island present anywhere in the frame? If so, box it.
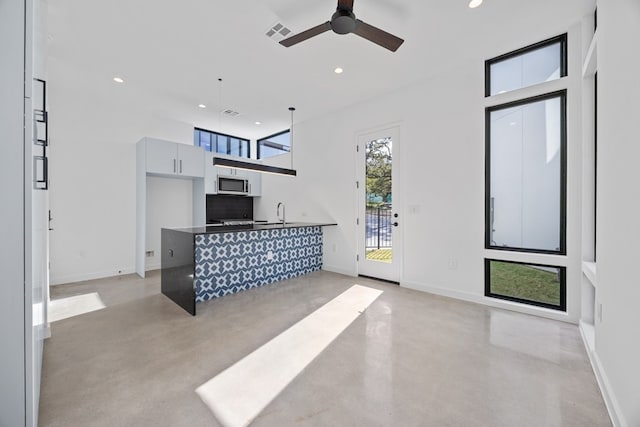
[161,222,337,315]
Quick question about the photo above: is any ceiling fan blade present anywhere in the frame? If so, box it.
[353,19,404,52]
[337,0,354,11]
[279,22,332,47]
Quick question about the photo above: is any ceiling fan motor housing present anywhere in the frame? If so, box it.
[279,0,404,52]
[331,9,357,34]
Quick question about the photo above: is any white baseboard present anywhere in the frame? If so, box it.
[53,264,345,285]
[401,280,483,304]
[401,280,576,324]
[579,324,625,427]
[50,267,136,286]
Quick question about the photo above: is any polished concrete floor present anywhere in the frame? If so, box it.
[40,271,611,426]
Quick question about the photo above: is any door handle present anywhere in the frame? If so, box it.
[173,159,177,173]
[393,222,399,227]
[179,159,183,173]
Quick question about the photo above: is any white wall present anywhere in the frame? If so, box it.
[256,21,583,324]
[145,176,193,270]
[593,1,640,425]
[254,63,488,291]
[48,56,197,284]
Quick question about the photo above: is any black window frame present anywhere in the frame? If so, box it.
[194,127,251,158]
[485,258,567,311]
[257,129,291,160]
[484,90,568,255]
[484,33,568,97]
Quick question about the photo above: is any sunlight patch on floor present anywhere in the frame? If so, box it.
[49,292,106,322]
[196,284,383,427]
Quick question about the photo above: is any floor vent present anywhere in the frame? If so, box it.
[265,22,292,43]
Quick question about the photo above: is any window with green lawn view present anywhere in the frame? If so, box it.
[485,259,566,311]
[484,35,567,312]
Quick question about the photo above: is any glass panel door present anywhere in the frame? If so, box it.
[358,127,401,282]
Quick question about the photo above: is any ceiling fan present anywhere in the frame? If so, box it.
[279,0,404,52]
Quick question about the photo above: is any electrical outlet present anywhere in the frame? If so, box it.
[145,250,154,258]
[447,258,458,270]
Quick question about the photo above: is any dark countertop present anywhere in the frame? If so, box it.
[164,222,337,235]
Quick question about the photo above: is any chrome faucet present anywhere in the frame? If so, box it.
[277,202,286,224]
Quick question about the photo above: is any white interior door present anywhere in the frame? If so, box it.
[357,126,402,282]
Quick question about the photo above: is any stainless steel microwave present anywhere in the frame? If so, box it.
[217,175,249,195]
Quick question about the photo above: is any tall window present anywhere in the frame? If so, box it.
[194,127,250,158]
[484,34,568,310]
[486,91,567,254]
[257,130,290,159]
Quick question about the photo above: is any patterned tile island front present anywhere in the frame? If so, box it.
[161,223,336,315]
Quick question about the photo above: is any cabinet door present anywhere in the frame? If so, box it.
[204,156,217,194]
[248,170,262,196]
[146,139,178,175]
[177,144,204,178]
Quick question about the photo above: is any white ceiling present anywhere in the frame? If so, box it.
[46,0,593,140]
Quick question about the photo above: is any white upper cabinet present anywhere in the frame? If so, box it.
[144,138,204,178]
[177,144,205,178]
[247,170,262,196]
[145,139,176,175]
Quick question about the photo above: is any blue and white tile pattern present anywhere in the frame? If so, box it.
[195,226,323,302]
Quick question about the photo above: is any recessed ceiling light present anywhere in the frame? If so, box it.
[255,121,262,125]
[334,67,344,74]
[198,104,207,109]
[113,77,124,83]
[468,0,483,8]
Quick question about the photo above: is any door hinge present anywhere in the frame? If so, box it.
[357,254,360,261]
[356,145,359,152]
[356,181,359,189]
[356,218,359,225]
